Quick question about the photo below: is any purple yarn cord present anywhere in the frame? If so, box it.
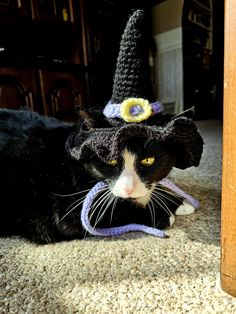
[159,178,200,209]
[81,182,166,238]
[81,179,199,238]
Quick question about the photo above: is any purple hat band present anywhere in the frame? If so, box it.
[103,100,164,120]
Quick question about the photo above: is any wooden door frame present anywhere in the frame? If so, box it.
[221,0,236,297]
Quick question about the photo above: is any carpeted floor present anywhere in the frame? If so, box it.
[1,120,236,313]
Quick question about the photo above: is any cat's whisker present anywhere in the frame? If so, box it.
[91,192,112,225]
[101,195,116,225]
[155,189,181,206]
[148,199,156,227]
[82,190,112,240]
[147,203,153,226]
[91,196,114,228]
[64,194,87,214]
[59,198,86,222]
[52,188,91,197]
[151,193,173,217]
[60,187,109,223]
[155,193,175,216]
[90,193,112,228]
[89,189,111,221]
[155,194,173,217]
[144,139,154,149]
[89,188,110,215]
[155,186,183,200]
[110,197,118,225]
[93,194,115,228]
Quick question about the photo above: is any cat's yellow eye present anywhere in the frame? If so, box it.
[106,159,117,167]
[140,157,155,167]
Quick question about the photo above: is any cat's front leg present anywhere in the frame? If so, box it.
[175,199,196,216]
[154,199,196,230]
[154,213,176,230]
[25,216,60,244]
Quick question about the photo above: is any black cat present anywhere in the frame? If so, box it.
[0,108,203,243]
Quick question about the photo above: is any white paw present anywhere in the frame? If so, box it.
[175,200,195,216]
[169,215,176,226]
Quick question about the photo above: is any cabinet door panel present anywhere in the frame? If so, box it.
[31,0,74,22]
[38,70,86,121]
[0,68,36,110]
[0,1,28,17]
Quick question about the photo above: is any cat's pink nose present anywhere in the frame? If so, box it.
[124,187,134,195]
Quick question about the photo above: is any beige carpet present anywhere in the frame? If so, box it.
[1,120,236,313]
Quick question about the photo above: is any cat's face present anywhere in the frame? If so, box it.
[84,138,176,206]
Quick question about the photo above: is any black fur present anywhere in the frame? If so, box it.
[0,109,193,243]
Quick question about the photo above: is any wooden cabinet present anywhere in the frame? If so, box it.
[0,67,36,110]
[182,0,215,119]
[0,0,154,119]
[0,0,86,121]
[0,0,28,17]
[31,0,74,22]
[182,0,224,119]
[0,66,86,121]
[38,69,86,121]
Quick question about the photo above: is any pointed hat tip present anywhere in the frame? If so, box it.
[111,8,153,103]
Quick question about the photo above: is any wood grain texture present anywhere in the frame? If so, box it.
[221,0,236,297]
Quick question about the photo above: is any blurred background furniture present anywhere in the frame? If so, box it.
[0,0,223,121]
[0,0,86,121]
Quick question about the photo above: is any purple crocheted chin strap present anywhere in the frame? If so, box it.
[81,178,200,238]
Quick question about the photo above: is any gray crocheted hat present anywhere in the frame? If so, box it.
[66,10,203,170]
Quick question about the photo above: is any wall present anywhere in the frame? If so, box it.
[152,0,184,35]
[152,0,184,114]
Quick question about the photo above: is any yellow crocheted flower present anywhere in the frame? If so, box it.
[120,98,152,123]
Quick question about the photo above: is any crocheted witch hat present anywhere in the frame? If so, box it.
[111,9,154,103]
[103,9,163,123]
[66,10,203,170]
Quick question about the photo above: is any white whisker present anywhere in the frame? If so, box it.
[151,193,173,217]
[59,198,86,222]
[148,199,156,227]
[83,190,113,238]
[59,187,109,223]
[64,194,87,213]
[155,189,181,206]
[110,197,118,225]
[155,186,183,200]
[53,188,91,197]
[156,193,174,216]
[89,188,111,221]
[93,194,115,228]
[92,192,113,226]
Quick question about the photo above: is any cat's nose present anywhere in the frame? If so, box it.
[124,186,134,195]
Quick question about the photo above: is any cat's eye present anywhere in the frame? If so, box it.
[140,157,155,167]
[106,159,117,167]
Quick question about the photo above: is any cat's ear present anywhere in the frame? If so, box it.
[79,109,113,129]
[79,109,96,129]
[165,117,203,169]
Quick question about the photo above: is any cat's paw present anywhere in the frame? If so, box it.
[155,214,175,229]
[175,199,195,216]
[169,215,176,226]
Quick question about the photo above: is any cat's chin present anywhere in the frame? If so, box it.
[130,192,152,207]
[113,192,151,207]
[113,186,155,207]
